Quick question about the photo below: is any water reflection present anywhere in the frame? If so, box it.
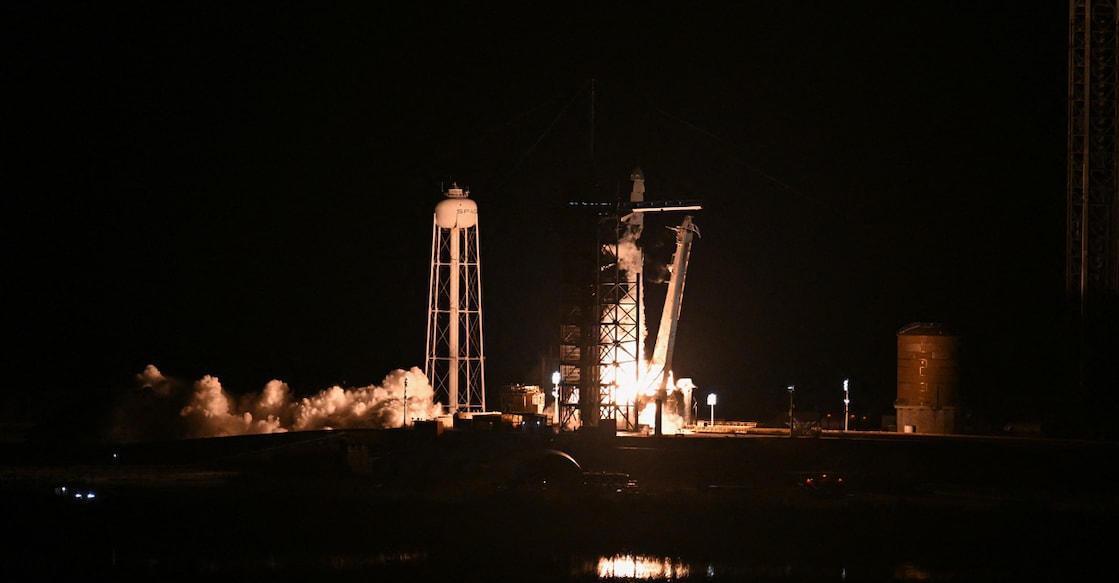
[571,555,953,582]
[590,554,691,580]
[9,543,1076,581]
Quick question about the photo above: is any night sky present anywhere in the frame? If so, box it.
[5,3,1073,431]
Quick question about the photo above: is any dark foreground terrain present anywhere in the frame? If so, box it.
[2,427,1117,581]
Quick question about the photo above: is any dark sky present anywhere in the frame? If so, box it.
[5,2,1072,427]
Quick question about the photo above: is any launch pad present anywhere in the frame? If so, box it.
[556,167,704,436]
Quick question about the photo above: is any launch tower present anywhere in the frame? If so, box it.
[559,168,701,432]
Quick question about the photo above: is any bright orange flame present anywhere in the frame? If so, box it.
[600,360,688,433]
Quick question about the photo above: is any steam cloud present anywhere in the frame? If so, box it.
[107,365,441,443]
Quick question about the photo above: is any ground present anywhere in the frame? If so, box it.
[2,429,1116,580]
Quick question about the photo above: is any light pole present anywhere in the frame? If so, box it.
[402,376,409,428]
[787,385,795,437]
[552,371,561,427]
[843,378,850,432]
[707,393,717,426]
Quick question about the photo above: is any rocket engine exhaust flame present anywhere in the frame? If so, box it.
[619,367,688,434]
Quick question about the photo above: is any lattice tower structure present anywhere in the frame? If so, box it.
[593,212,643,431]
[1067,0,1118,410]
[425,183,486,415]
[1067,0,1119,307]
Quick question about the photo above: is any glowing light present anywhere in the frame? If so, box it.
[596,554,690,580]
[843,378,850,431]
[597,358,691,433]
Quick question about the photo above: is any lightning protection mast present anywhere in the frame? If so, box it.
[1067,0,1118,423]
[425,182,486,416]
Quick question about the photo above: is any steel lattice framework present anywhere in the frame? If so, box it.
[425,186,486,415]
[560,176,701,432]
[1067,0,1119,307]
[593,212,643,430]
[556,289,586,429]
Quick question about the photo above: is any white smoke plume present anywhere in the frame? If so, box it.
[616,238,642,274]
[110,364,441,442]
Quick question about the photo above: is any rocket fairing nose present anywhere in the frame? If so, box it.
[629,166,644,181]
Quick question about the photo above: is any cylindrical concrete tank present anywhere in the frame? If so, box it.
[896,322,960,434]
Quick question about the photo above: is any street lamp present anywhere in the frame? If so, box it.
[787,385,795,437]
[706,393,717,426]
[843,378,850,432]
[552,371,561,426]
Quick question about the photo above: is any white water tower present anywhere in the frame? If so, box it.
[425,182,486,415]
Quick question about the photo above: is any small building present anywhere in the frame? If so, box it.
[500,384,546,415]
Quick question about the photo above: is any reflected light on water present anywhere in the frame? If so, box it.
[894,562,934,581]
[595,554,690,580]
